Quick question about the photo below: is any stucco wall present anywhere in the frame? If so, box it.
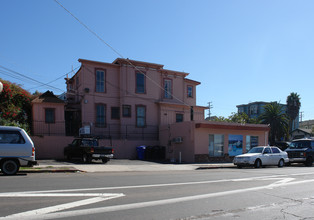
[32,136,74,159]
[159,122,195,163]
[194,128,268,155]
[31,135,159,160]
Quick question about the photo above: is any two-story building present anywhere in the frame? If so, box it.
[64,58,206,159]
[32,58,270,162]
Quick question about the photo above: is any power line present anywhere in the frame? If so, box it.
[54,0,192,108]
[0,65,64,93]
[28,66,80,91]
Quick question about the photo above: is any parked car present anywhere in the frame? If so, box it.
[64,137,114,163]
[233,146,289,168]
[0,126,37,175]
[285,138,314,166]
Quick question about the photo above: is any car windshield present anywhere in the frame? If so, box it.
[248,147,264,153]
[288,141,310,149]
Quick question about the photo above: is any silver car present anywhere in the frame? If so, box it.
[233,146,289,168]
[0,126,37,175]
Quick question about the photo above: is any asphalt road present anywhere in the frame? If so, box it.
[1,166,314,219]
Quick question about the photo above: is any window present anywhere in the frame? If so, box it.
[187,86,193,98]
[136,72,145,93]
[250,105,257,114]
[0,131,25,144]
[45,108,55,124]
[209,134,224,157]
[111,107,120,120]
[96,104,106,127]
[96,69,105,92]
[136,105,146,127]
[164,79,172,99]
[246,136,258,152]
[263,147,271,154]
[228,135,243,156]
[271,147,280,153]
[122,105,131,117]
[176,113,183,122]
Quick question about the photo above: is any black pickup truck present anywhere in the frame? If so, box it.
[64,137,114,163]
[285,138,314,166]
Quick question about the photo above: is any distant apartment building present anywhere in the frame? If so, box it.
[300,119,314,130]
[237,101,299,131]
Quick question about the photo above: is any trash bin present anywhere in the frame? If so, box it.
[136,146,146,160]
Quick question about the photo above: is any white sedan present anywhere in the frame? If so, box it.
[233,146,289,168]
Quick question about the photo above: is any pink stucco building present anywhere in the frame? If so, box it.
[31,58,269,162]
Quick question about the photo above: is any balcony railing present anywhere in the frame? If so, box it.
[32,121,159,140]
[92,124,159,140]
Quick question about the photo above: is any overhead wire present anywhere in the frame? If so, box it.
[0,64,65,93]
[27,66,80,91]
[53,0,193,108]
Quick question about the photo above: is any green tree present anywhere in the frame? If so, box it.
[286,92,301,132]
[210,112,261,124]
[259,102,289,145]
[228,112,249,123]
[0,79,32,131]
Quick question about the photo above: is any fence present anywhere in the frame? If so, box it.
[32,121,159,140]
[32,121,66,136]
[92,124,159,140]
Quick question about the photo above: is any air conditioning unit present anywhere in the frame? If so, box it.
[79,126,91,136]
[173,137,183,143]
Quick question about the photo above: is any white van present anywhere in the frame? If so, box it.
[0,126,37,175]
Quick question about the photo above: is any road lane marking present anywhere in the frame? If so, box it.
[0,192,125,220]
[2,196,124,219]
[1,172,314,219]
[2,171,314,195]
[0,193,122,197]
[9,178,314,220]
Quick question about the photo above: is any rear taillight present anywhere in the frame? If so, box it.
[32,147,35,156]
[112,149,114,154]
[91,147,94,153]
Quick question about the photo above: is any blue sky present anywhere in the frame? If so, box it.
[1,0,313,120]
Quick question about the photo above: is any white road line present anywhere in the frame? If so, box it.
[0,193,123,197]
[2,196,123,219]
[2,171,314,195]
[10,178,314,220]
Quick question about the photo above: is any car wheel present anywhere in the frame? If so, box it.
[305,157,313,167]
[82,154,92,164]
[66,155,72,161]
[1,159,20,175]
[278,159,284,168]
[237,165,242,169]
[254,159,262,168]
[102,158,109,164]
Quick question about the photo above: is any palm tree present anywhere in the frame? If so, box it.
[259,102,289,145]
[286,92,301,132]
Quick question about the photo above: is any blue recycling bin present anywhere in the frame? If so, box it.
[136,146,146,160]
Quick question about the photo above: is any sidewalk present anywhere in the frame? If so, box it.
[19,159,236,173]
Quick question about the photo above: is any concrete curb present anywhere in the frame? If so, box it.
[19,167,84,173]
[18,163,236,173]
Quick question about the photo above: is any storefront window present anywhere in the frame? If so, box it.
[228,135,243,156]
[209,134,224,157]
[246,136,259,152]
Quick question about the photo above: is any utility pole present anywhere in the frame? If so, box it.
[207,102,213,119]
[299,111,304,122]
